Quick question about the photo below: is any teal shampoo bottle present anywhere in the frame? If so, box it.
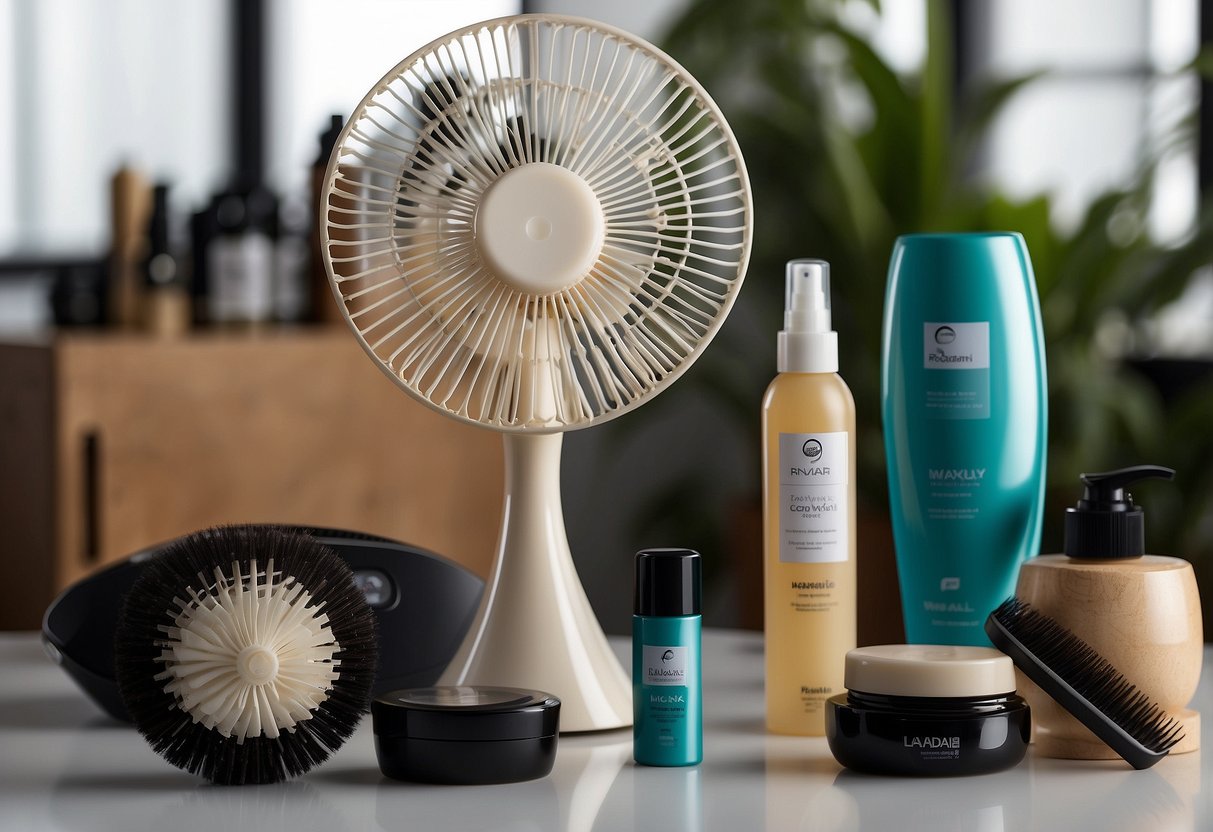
[633,549,702,766]
[881,233,1047,645]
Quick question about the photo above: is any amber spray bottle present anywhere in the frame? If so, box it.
[761,259,857,735]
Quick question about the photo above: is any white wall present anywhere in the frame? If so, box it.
[265,0,517,200]
[2,0,230,254]
[0,5,17,252]
[0,0,522,255]
[524,0,688,44]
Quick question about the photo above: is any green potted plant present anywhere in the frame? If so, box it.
[588,0,1213,638]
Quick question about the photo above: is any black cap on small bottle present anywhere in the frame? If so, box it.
[1064,465,1174,559]
[634,549,701,617]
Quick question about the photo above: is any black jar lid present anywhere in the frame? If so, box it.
[372,686,560,741]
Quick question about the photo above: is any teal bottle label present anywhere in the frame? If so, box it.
[922,322,990,419]
[634,616,701,766]
[642,645,689,685]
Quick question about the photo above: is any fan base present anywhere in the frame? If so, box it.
[438,432,632,732]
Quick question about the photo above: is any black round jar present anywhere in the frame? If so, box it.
[373,686,560,784]
[825,645,1030,777]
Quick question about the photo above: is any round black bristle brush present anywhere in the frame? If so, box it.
[114,525,377,785]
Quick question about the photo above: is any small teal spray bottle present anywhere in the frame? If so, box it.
[633,548,702,766]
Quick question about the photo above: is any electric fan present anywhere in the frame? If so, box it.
[321,14,751,731]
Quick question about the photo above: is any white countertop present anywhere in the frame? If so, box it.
[1,630,1209,831]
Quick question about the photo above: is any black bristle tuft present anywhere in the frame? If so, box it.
[114,525,378,785]
[986,597,1182,770]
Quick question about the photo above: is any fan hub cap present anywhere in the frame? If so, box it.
[475,162,604,295]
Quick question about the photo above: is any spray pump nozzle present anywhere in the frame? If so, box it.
[778,259,837,373]
[784,260,831,334]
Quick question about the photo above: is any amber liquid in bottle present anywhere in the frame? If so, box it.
[762,260,856,736]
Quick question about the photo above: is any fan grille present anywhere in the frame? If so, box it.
[323,15,751,431]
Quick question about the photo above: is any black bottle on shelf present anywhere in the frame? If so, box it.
[309,114,345,324]
[205,185,278,326]
[140,183,190,335]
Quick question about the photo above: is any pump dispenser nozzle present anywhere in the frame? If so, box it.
[778,259,838,373]
[1079,465,1174,508]
[1065,465,1175,559]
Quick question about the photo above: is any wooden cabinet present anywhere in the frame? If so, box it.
[0,329,503,629]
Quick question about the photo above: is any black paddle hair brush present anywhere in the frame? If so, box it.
[114,525,377,785]
[985,597,1183,770]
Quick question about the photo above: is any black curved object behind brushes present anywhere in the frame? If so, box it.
[42,525,484,722]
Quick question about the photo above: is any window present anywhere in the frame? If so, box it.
[0,0,519,256]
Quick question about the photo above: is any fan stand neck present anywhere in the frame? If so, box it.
[475,163,606,295]
[439,431,632,731]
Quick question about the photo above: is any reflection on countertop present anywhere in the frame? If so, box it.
[0,630,1206,832]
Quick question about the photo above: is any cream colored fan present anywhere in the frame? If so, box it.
[322,14,751,731]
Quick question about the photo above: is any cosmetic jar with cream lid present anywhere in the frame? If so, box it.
[372,686,560,784]
[826,645,1030,776]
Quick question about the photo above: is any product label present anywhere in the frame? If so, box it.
[208,234,275,322]
[778,432,849,563]
[643,645,688,687]
[903,734,962,760]
[923,465,987,524]
[637,638,694,758]
[922,322,990,420]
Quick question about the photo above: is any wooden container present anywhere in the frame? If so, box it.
[0,330,503,630]
[1015,554,1203,757]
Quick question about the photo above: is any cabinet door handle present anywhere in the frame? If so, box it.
[82,431,100,563]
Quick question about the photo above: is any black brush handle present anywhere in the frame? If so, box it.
[985,614,1167,770]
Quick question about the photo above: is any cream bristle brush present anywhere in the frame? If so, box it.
[114,525,377,785]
